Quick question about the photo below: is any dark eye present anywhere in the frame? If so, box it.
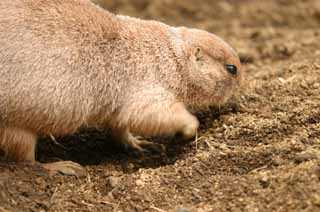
[225,64,237,75]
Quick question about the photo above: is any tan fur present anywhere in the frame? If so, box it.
[0,0,241,165]
[0,128,36,162]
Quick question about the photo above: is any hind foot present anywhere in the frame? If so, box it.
[42,161,87,177]
[0,127,86,177]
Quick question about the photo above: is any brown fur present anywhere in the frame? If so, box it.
[0,0,241,165]
[0,128,36,162]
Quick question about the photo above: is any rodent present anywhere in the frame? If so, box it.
[0,0,242,176]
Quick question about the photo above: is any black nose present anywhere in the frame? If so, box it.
[225,64,237,75]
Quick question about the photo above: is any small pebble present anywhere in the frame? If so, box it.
[108,176,120,188]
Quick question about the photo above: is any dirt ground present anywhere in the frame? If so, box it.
[1,0,320,211]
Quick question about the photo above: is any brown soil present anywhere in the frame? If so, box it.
[1,0,320,211]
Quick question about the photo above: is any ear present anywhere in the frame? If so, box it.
[194,47,202,61]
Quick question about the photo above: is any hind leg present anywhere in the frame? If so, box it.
[0,127,86,176]
[0,127,36,162]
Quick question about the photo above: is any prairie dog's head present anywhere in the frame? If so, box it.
[172,27,242,108]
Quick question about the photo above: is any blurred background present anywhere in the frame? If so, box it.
[92,0,320,30]
[91,0,320,64]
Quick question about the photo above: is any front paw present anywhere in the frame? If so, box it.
[180,116,199,140]
[119,131,165,153]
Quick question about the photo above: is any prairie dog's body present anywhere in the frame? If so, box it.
[0,0,241,175]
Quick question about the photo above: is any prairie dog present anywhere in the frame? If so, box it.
[0,0,241,175]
